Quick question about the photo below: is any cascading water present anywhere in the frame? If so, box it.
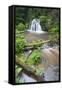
[31,19,42,31]
[25,18,48,42]
[28,19,45,33]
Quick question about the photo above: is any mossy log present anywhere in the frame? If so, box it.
[25,40,50,47]
[24,40,50,50]
[16,56,44,81]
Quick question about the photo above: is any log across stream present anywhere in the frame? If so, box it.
[16,57,44,82]
[16,45,59,82]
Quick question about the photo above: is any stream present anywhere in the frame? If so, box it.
[20,73,37,82]
[19,45,59,82]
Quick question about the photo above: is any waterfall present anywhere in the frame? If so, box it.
[31,19,42,31]
[27,18,47,34]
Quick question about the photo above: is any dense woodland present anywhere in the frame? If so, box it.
[15,7,60,83]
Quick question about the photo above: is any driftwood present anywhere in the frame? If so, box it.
[16,56,44,81]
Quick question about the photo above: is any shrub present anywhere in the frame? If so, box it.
[39,16,49,31]
[16,37,25,53]
[40,16,47,24]
[26,50,41,65]
[16,23,25,31]
[49,26,59,44]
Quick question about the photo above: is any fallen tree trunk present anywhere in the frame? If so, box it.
[24,40,50,51]
[23,47,35,51]
[16,57,44,81]
[25,40,50,47]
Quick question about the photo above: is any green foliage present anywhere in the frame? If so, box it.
[35,67,44,76]
[16,76,25,83]
[25,23,29,29]
[15,66,22,77]
[16,53,27,64]
[39,16,50,31]
[40,16,47,24]
[15,65,25,83]
[16,23,25,31]
[26,50,41,65]
[49,26,59,34]
[16,29,20,34]
[49,25,59,44]
[16,37,25,53]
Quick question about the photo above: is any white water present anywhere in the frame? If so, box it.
[31,19,42,31]
[28,19,46,33]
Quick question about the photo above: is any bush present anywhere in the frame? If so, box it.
[40,16,47,24]
[25,23,29,29]
[49,26,59,44]
[49,26,59,34]
[26,50,41,65]
[39,16,49,31]
[16,23,25,31]
[16,37,25,53]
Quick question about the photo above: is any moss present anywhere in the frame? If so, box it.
[26,50,41,66]
[35,67,44,76]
